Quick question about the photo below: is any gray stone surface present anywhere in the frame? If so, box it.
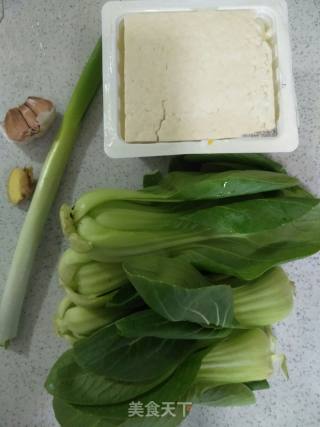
[0,0,319,426]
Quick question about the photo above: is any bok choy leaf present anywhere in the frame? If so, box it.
[46,350,174,406]
[116,309,233,340]
[73,324,198,383]
[124,256,294,328]
[123,255,234,327]
[53,350,205,427]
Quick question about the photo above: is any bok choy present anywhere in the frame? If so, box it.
[60,189,320,280]
[123,256,294,328]
[45,154,320,427]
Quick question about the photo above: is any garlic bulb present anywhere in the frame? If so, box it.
[1,96,56,143]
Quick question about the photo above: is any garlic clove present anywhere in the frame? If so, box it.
[18,103,40,134]
[25,96,56,138]
[1,96,56,143]
[1,108,34,142]
[7,167,35,205]
[25,96,54,115]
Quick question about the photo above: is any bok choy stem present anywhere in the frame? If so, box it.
[0,38,102,347]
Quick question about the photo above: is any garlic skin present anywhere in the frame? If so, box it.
[0,96,56,143]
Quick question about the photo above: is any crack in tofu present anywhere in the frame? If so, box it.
[155,100,167,142]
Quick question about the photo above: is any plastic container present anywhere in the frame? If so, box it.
[102,0,298,158]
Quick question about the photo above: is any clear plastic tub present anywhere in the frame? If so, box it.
[102,0,298,158]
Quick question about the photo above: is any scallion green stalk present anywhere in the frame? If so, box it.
[0,39,102,347]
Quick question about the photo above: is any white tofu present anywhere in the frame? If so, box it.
[124,10,275,142]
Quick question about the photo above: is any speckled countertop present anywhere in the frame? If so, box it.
[0,1,319,426]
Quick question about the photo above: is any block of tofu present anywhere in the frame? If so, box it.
[124,10,276,143]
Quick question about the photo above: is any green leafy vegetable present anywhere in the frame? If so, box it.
[53,350,205,427]
[143,170,163,187]
[104,283,145,311]
[177,199,320,279]
[144,170,297,201]
[169,154,286,173]
[61,195,317,270]
[246,380,270,391]
[55,255,294,345]
[233,267,294,326]
[55,298,124,343]
[73,324,198,383]
[123,255,234,327]
[50,330,273,426]
[46,153,320,426]
[70,169,298,224]
[59,249,127,307]
[197,329,273,384]
[46,350,173,406]
[123,257,293,328]
[116,310,232,340]
[190,383,256,407]
[169,154,313,200]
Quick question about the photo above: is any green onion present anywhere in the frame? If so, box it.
[0,39,102,347]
